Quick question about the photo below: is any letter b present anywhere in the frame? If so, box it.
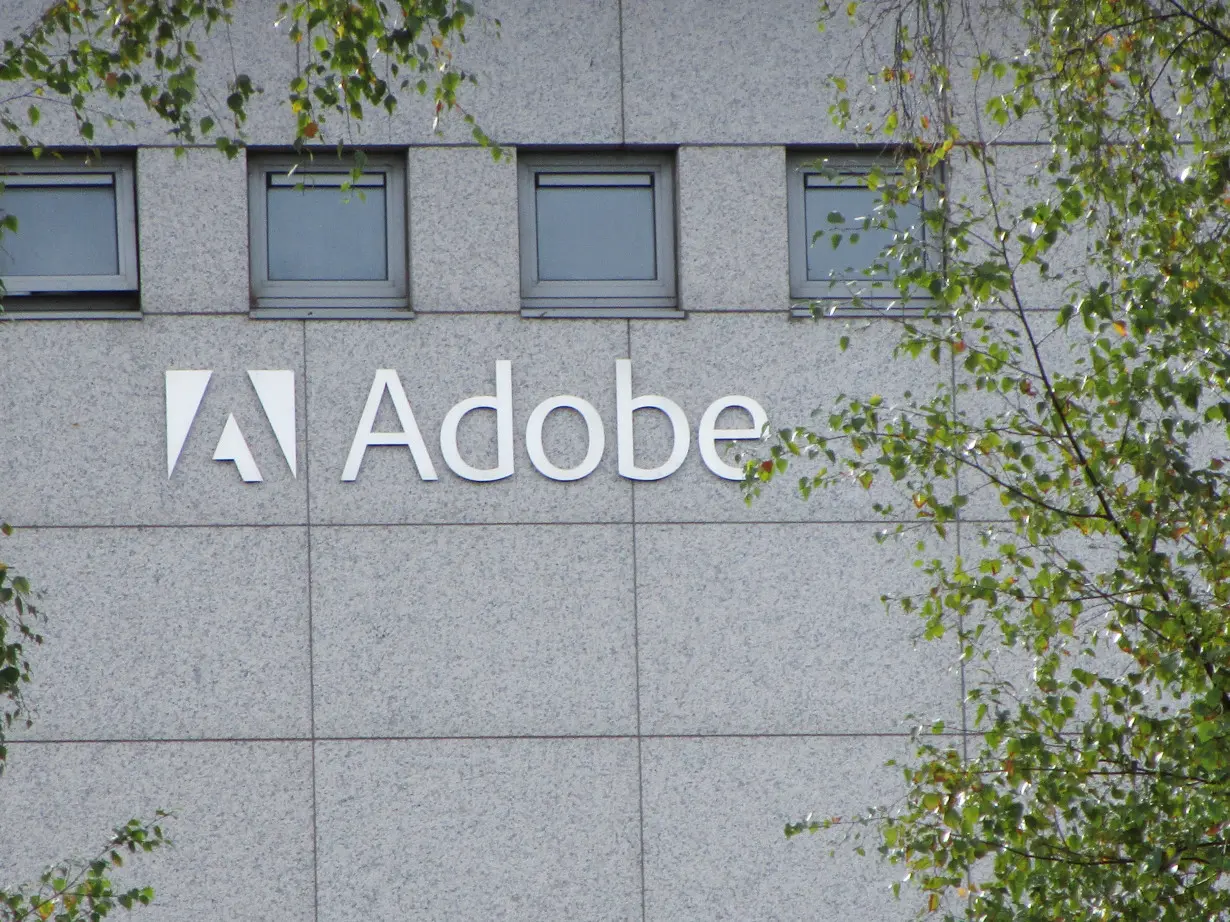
[615,359,690,481]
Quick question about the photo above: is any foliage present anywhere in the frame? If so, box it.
[0,816,171,922]
[747,0,1230,919]
[0,527,40,771]
[0,1,493,916]
[0,533,173,922]
[0,0,496,155]
[0,530,173,922]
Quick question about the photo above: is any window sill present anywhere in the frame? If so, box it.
[790,298,933,319]
[521,306,686,320]
[0,308,142,321]
[251,306,415,320]
[0,292,142,319]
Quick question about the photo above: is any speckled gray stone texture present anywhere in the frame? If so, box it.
[1,0,47,44]
[192,2,318,146]
[946,144,1088,313]
[956,524,1150,725]
[421,0,624,145]
[303,315,631,524]
[641,736,918,922]
[4,527,310,740]
[138,148,250,314]
[947,9,1052,144]
[211,0,622,146]
[622,0,897,144]
[636,523,960,734]
[3,4,306,147]
[314,739,642,922]
[195,1,435,145]
[0,316,306,526]
[310,524,636,737]
[0,1,157,144]
[7,0,620,146]
[409,147,520,312]
[677,146,789,311]
[626,313,953,523]
[0,741,314,922]
[952,310,1081,522]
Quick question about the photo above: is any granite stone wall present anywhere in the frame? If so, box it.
[0,2,1039,918]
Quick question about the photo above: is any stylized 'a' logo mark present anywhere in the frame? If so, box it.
[166,370,297,483]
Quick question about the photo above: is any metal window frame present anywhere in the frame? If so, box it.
[248,152,408,312]
[0,156,138,297]
[787,151,929,310]
[517,152,678,314]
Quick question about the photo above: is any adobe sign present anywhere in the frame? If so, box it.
[166,360,766,484]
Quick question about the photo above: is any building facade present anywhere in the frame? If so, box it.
[0,2,996,919]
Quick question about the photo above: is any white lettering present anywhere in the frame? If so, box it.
[526,395,605,481]
[698,396,768,480]
[248,370,297,476]
[167,364,770,488]
[439,360,514,482]
[615,359,690,481]
[165,369,212,477]
[342,369,438,482]
[213,413,263,482]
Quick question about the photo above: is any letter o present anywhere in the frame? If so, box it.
[526,396,605,481]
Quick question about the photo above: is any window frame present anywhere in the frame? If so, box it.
[787,151,928,312]
[0,155,138,298]
[247,152,408,316]
[517,152,679,317]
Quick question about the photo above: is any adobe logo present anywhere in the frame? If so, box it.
[166,361,768,485]
[165,370,297,482]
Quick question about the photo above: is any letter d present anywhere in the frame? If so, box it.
[440,360,515,482]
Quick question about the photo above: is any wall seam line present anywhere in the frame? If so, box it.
[627,317,648,922]
[950,329,969,763]
[617,0,627,145]
[303,320,322,922]
[3,730,947,745]
[8,518,960,531]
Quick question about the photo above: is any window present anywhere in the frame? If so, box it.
[248,153,407,317]
[518,152,678,317]
[787,153,925,309]
[0,156,138,299]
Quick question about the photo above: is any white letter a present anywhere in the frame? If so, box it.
[342,370,439,482]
